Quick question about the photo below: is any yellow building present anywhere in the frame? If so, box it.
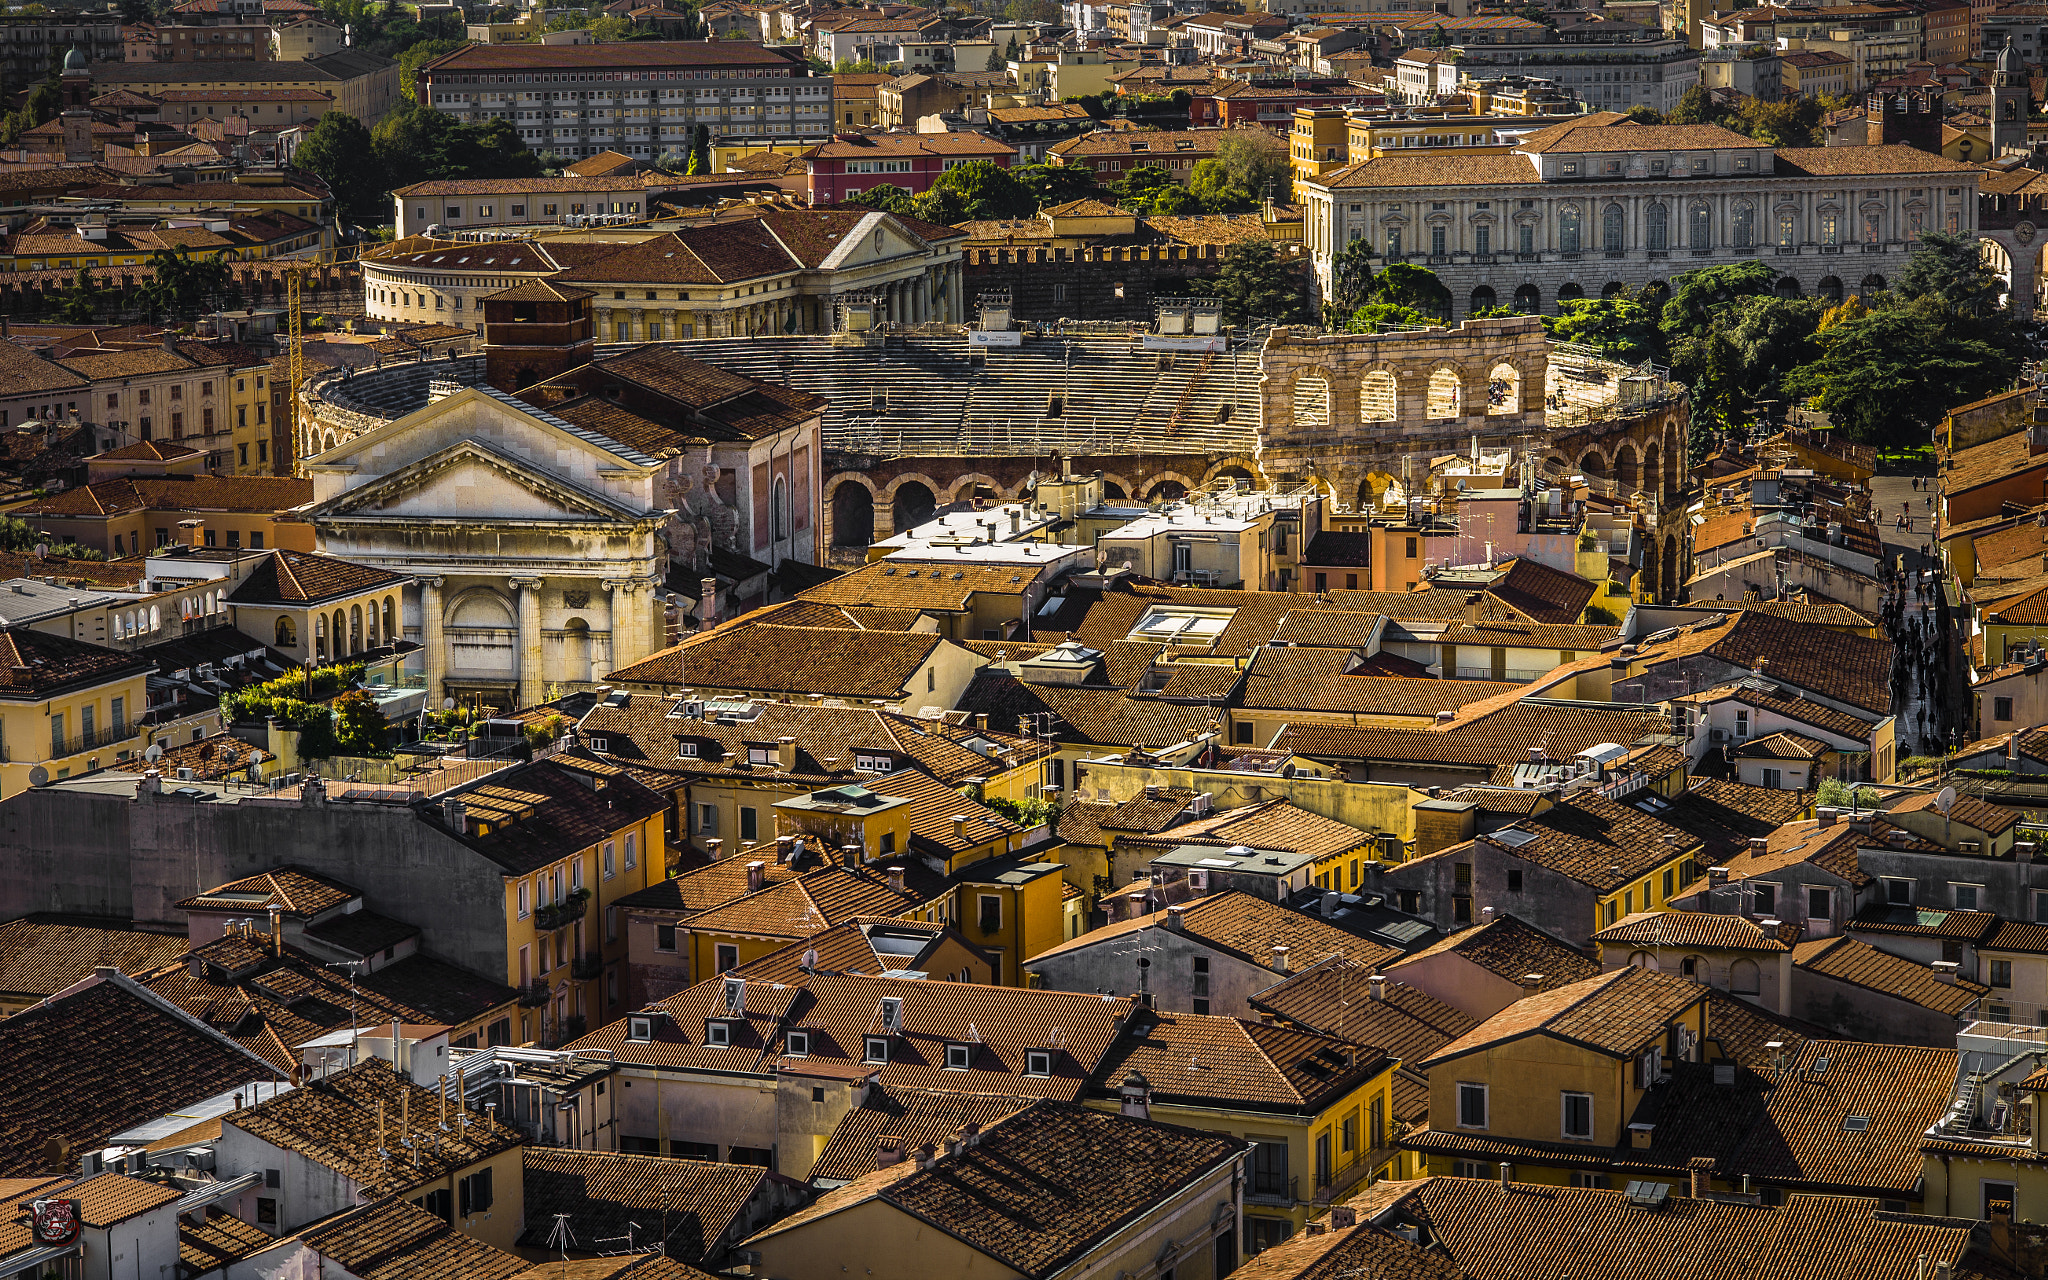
[464,753,668,1047]
[678,863,933,980]
[0,629,153,797]
[1092,1008,1398,1247]
[1291,106,1352,187]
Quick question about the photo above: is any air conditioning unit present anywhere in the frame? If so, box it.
[1710,729,1728,743]
[177,767,194,781]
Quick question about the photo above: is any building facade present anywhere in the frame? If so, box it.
[1299,117,1982,319]
[417,40,834,159]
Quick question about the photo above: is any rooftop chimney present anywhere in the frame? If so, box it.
[746,860,766,892]
[1708,865,1730,887]
[1688,1156,1715,1199]
[1932,960,1960,985]
[877,1135,906,1168]
[888,865,906,894]
[951,814,969,844]
[700,577,719,627]
[1499,1161,1512,1190]
[1519,973,1545,993]
[914,1141,939,1170]
[1329,1205,1356,1229]
[443,798,467,834]
[1368,974,1386,1001]
[268,904,282,956]
[1816,807,1837,827]
[1271,944,1290,974]
[1165,905,1185,931]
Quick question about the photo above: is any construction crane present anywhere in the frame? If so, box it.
[280,245,360,471]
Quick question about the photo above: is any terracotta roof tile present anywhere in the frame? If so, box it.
[1591,910,1795,951]
[807,1085,1037,1185]
[179,1204,274,1274]
[609,625,947,700]
[1028,890,1404,975]
[682,866,924,942]
[1463,793,1701,891]
[1489,557,1599,624]
[1792,934,1988,1014]
[1241,648,1519,717]
[1393,913,1602,985]
[12,474,312,519]
[295,1196,529,1280]
[1422,967,1708,1064]
[1092,1009,1388,1111]
[429,753,670,877]
[1251,962,1479,1065]
[1849,904,1998,942]
[744,1101,1243,1273]
[0,918,188,1000]
[1713,818,1872,887]
[519,1148,767,1261]
[175,865,357,916]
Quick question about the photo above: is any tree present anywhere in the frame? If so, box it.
[844,183,916,215]
[1189,158,1249,213]
[986,44,1002,70]
[56,268,103,324]
[397,38,463,103]
[1544,297,1661,364]
[331,689,387,756]
[690,123,711,176]
[1013,161,1099,208]
[1110,163,1179,212]
[1323,235,1376,326]
[1215,130,1289,207]
[1667,82,1715,125]
[1899,229,2006,320]
[293,111,383,221]
[1370,262,1450,319]
[1197,241,1312,326]
[1623,105,1663,125]
[588,13,635,38]
[1345,300,1431,331]
[1783,306,2017,446]
[1003,0,1055,18]
[373,105,542,192]
[918,159,1033,220]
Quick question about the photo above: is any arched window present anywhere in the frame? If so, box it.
[1601,204,1624,252]
[314,614,326,660]
[1864,211,1881,243]
[1730,958,1761,995]
[1360,371,1397,422]
[148,605,160,632]
[1293,376,1331,428]
[773,476,788,540]
[276,616,297,647]
[1629,951,1657,970]
[1487,363,1520,415]
[1559,205,1581,253]
[383,597,396,642]
[1689,201,1711,248]
[1645,203,1667,251]
[1426,369,1462,419]
[1732,201,1755,248]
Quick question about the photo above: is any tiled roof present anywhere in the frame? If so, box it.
[1591,911,1794,951]
[0,626,152,699]
[1240,647,1518,717]
[1775,145,1979,175]
[1091,1008,1386,1111]
[0,918,188,999]
[11,474,312,519]
[0,974,280,1175]
[520,1148,766,1262]
[1711,819,1871,887]
[176,865,357,915]
[864,767,1021,858]
[1340,1179,1972,1280]
[1251,961,1478,1067]
[424,41,794,72]
[681,866,923,943]
[1676,683,1876,742]
[728,918,984,986]
[1027,890,1403,976]
[431,753,670,876]
[807,1085,1037,1185]
[1391,913,1600,986]
[179,1205,275,1274]
[1887,788,2020,834]
[222,549,406,606]
[1656,779,1813,866]
[1286,702,1672,785]
[294,1196,529,1280]
[1849,904,1998,942]
[1980,919,2048,954]
[1128,799,1374,865]
[1792,934,1988,1015]
[957,673,1214,751]
[0,1173,177,1258]
[574,971,1135,1099]
[1225,1217,1472,1280]
[228,1060,523,1200]
[1465,793,1700,892]
[1634,611,1894,715]
[1422,967,1708,1065]
[607,625,945,700]
[1489,557,1599,624]
[744,1101,1244,1275]
[1729,730,1833,761]
[612,856,808,915]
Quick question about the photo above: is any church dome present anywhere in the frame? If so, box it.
[2000,37,2024,75]
[61,47,85,71]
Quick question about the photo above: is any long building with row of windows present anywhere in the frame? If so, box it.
[1298,114,1982,319]
[416,40,835,160]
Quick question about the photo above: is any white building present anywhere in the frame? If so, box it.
[1299,116,1981,320]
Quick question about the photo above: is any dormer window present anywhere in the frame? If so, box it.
[864,1036,891,1063]
[946,1043,973,1070]
[787,1030,810,1057]
[1562,162,1577,175]
[628,1016,654,1042]
[748,746,773,765]
[1693,158,1709,171]
[679,742,699,758]
[1026,1050,1053,1077]
[706,1019,732,1047]
[854,752,894,773]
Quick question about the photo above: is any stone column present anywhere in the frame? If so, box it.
[606,578,638,672]
[420,576,446,702]
[512,577,545,709]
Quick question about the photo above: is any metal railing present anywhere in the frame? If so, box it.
[571,954,604,980]
[517,980,551,1008]
[8,721,139,763]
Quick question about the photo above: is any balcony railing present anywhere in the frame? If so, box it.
[5,721,138,763]
[570,954,604,980]
[533,888,591,932]
[1246,1173,1297,1205]
[1313,1144,1401,1205]
[517,980,551,1007]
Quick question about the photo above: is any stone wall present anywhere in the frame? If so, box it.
[961,240,1311,323]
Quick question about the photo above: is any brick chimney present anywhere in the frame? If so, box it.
[1689,1156,1715,1198]
[876,1135,905,1168]
[1271,944,1290,974]
[746,861,766,892]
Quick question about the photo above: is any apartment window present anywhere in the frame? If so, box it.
[1807,886,1830,920]
[1753,883,1776,914]
[945,1043,972,1070]
[740,807,758,842]
[625,833,637,869]
[1508,869,1523,893]
[251,531,263,547]
[1987,1182,2019,1220]
[1762,768,1783,788]
[697,803,717,834]
[1887,878,1913,906]
[602,841,616,879]
[1992,960,2014,988]
[1997,697,2015,721]
[787,1030,810,1056]
[257,1198,277,1225]
[655,925,676,952]
[1561,1091,1593,1140]
[2034,890,2048,923]
[1026,1050,1052,1076]
[705,1020,731,1046]
[1405,537,1418,558]
[49,713,63,756]
[110,697,123,733]
[627,1016,653,1041]
[1955,883,1982,911]
[864,1036,891,1063]
[1457,1082,1488,1129]
[716,943,738,972]
[978,894,1002,933]
[458,1169,493,1217]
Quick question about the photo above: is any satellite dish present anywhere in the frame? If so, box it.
[144,743,163,762]
[26,766,49,787]
[250,761,264,781]
[443,698,457,710]
[799,948,819,973]
[1935,786,1957,814]
[247,749,262,765]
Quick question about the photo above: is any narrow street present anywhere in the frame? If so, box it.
[1869,471,1953,760]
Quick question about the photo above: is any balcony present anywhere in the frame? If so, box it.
[533,888,592,932]
[7,721,139,763]
[571,953,604,980]
[517,979,550,1007]
[1246,1173,1296,1206]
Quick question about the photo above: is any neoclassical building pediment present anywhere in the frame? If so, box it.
[306,437,647,526]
